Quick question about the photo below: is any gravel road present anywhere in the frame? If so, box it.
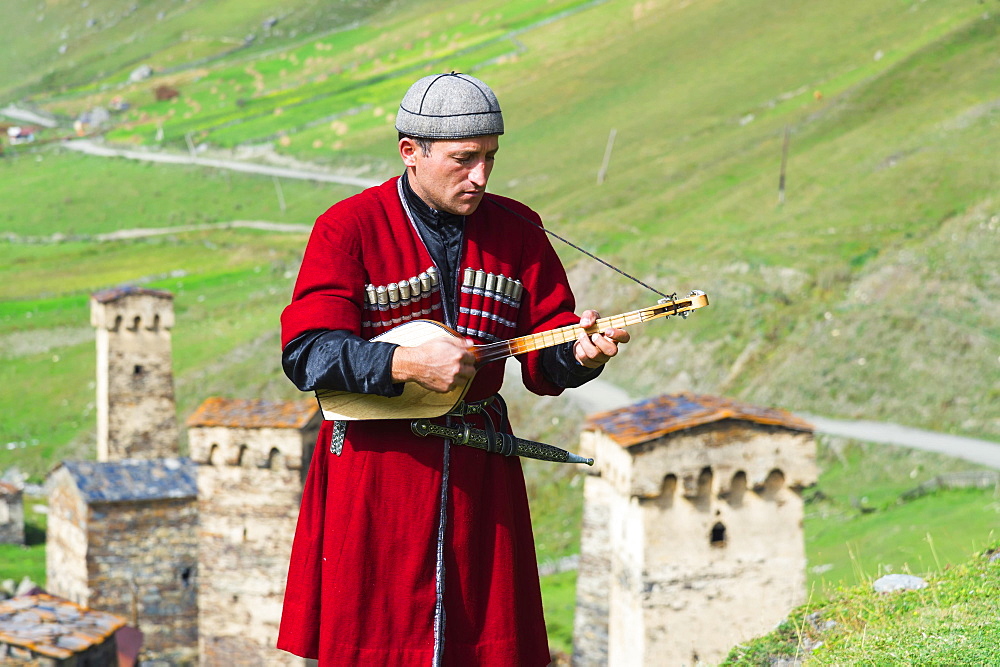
[64,139,380,188]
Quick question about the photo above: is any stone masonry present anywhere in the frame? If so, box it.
[90,286,179,461]
[573,393,817,666]
[45,287,323,665]
[0,482,24,545]
[46,458,199,666]
[187,397,319,666]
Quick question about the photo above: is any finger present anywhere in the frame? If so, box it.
[579,309,600,328]
[574,331,601,367]
[602,328,631,344]
[577,330,598,355]
[590,332,618,358]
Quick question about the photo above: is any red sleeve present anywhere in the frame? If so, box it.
[509,206,581,397]
[280,200,368,348]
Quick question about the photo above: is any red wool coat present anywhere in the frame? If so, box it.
[278,177,581,666]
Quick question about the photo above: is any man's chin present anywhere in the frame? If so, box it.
[451,194,484,216]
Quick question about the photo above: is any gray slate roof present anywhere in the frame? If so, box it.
[58,458,197,503]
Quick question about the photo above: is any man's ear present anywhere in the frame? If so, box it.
[399,138,419,167]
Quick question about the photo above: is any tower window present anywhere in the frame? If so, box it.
[133,365,144,375]
[710,522,727,548]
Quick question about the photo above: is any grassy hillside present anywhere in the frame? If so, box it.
[725,544,1000,665]
[803,436,998,594]
[0,0,396,99]
[1,0,998,655]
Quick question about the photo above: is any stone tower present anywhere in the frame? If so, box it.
[573,393,817,666]
[187,397,320,666]
[90,286,178,461]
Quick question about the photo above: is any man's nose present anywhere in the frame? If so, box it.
[469,160,490,187]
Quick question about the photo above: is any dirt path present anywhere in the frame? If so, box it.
[95,220,312,240]
[63,139,380,188]
[563,378,634,415]
[800,414,1000,469]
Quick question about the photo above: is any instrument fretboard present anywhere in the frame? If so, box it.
[473,297,701,365]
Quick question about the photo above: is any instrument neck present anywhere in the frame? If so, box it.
[473,311,640,365]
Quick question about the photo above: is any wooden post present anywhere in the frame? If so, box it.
[597,128,617,185]
[273,176,286,213]
[778,125,790,205]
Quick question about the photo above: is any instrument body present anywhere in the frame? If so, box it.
[317,320,473,421]
[316,290,709,421]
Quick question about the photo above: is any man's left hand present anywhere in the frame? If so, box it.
[573,310,630,369]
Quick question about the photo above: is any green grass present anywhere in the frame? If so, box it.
[0,150,351,237]
[4,0,997,444]
[808,488,999,595]
[805,436,1000,594]
[724,544,1000,665]
[0,0,397,99]
[540,570,578,658]
[0,227,312,479]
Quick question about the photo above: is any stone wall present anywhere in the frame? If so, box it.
[195,427,312,667]
[86,497,199,665]
[188,426,315,484]
[0,484,24,545]
[572,465,612,667]
[197,465,304,666]
[575,422,816,666]
[45,470,89,607]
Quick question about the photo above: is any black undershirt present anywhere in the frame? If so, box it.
[282,172,600,396]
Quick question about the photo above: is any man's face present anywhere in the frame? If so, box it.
[400,135,499,216]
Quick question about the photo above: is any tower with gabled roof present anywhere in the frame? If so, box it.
[573,393,817,666]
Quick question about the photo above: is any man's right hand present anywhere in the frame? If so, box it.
[390,336,476,393]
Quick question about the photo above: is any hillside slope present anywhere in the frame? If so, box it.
[0,0,395,99]
[1,0,997,466]
[725,544,1000,665]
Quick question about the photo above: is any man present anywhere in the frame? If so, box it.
[277,72,629,666]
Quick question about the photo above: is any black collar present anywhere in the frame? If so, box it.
[400,171,465,230]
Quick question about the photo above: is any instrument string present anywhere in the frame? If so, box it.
[486,198,673,300]
[474,303,683,364]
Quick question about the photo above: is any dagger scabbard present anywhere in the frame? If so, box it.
[411,419,594,466]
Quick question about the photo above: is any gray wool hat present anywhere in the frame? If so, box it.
[395,72,504,139]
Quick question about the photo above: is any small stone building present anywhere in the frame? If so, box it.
[0,594,126,665]
[573,393,817,666]
[0,481,24,545]
[46,458,199,665]
[187,397,320,666]
[90,286,179,461]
